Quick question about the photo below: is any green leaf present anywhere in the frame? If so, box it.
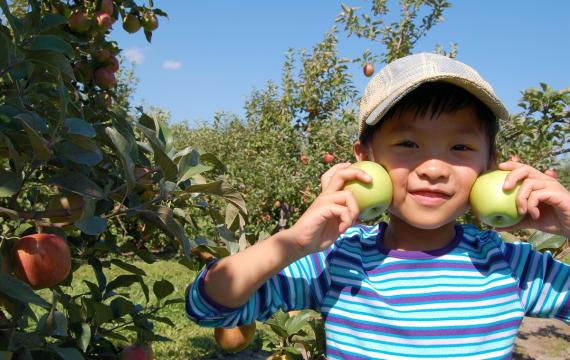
[16,114,51,161]
[528,231,567,252]
[139,206,193,257]
[121,243,156,264]
[74,216,108,235]
[284,311,314,335]
[147,314,175,327]
[40,13,68,30]
[48,345,85,360]
[37,311,68,337]
[92,301,114,326]
[136,124,178,181]
[49,172,105,199]
[65,118,96,138]
[106,274,144,292]
[110,297,135,318]
[83,280,102,301]
[110,259,146,276]
[27,49,74,79]
[186,180,224,195]
[0,170,22,197]
[0,206,19,220]
[30,35,74,58]
[58,140,103,166]
[106,127,136,193]
[153,279,174,302]
[0,272,50,308]
[76,322,91,352]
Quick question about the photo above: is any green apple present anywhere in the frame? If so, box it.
[343,161,393,221]
[469,170,523,227]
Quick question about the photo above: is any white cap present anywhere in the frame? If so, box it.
[359,53,509,134]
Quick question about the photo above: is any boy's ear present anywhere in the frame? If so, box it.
[353,140,371,161]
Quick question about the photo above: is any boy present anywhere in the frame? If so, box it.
[186,53,570,359]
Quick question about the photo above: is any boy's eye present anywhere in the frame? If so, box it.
[396,141,418,148]
[452,144,473,151]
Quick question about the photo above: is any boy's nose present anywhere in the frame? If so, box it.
[416,160,451,181]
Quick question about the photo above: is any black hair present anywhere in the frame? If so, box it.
[359,82,499,157]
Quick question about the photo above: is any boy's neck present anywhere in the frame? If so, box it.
[383,216,457,252]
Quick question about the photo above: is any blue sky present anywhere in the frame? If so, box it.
[110,1,570,125]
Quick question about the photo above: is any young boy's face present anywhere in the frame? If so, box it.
[355,105,492,229]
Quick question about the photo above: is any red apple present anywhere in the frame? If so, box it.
[300,154,309,165]
[100,0,114,16]
[121,344,153,360]
[96,11,113,31]
[363,63,374,77]
[94,67,116,88]
[68,11,90,34]
[13,233,71,289]
[545,169,557,179]
[323,152,335,164]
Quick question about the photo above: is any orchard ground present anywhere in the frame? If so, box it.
[38,258,569,359]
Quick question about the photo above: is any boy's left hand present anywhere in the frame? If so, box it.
[497,160,570,238]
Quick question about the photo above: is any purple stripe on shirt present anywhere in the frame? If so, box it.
[327,313,522,337]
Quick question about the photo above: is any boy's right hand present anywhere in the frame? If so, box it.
[281,163,372,258]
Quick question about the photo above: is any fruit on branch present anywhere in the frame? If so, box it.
[344,161,393,221]
[214,323,256,353]
[73,60,94,83]
[100,0,114,16]
[68,11,91,34]
[469,170,523,227]
[300,154,309,165]
[363,63,374,77]
[141,12,159,31]
[13,233,71,289]
[94,67,117,88]
[123,13,142,33]
[96,11,113,31]
[323,152,335,164]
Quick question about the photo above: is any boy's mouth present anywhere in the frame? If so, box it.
[409,189,451,205]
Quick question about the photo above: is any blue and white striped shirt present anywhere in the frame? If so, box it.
[186,222,570,359]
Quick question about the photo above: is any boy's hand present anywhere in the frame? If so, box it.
[497,161,570,238]
[282,163,371,258]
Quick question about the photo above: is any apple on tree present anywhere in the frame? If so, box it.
[363,63,374,77]
[343,161,393,221]
[469,170,523,227]
[13,233,71,289]
[323,152,335,164]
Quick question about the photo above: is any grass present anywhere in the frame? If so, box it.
[51,259,272,359]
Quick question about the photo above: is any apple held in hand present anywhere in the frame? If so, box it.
[469,170,523,227]
[343,161,393,221]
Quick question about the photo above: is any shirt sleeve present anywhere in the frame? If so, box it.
[185,245,334,328]
[500,235,570,323]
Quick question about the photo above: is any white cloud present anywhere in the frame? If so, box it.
[162,60,183,70]
[123,47,145,65]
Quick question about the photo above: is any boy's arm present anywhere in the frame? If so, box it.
[186,163,370,325]
[501,239,570,323]
[203,229,302,308]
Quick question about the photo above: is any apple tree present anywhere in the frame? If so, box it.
[0,1,246,359]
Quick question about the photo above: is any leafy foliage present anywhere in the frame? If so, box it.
[0,0,245,358]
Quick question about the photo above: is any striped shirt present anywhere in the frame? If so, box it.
[186,222,570,359]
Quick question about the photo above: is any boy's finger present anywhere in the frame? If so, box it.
[502,164,549,190]
[515,178,547,214]
[320,162,352,189]
[322,168,372,193]
[326,190,360,223]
